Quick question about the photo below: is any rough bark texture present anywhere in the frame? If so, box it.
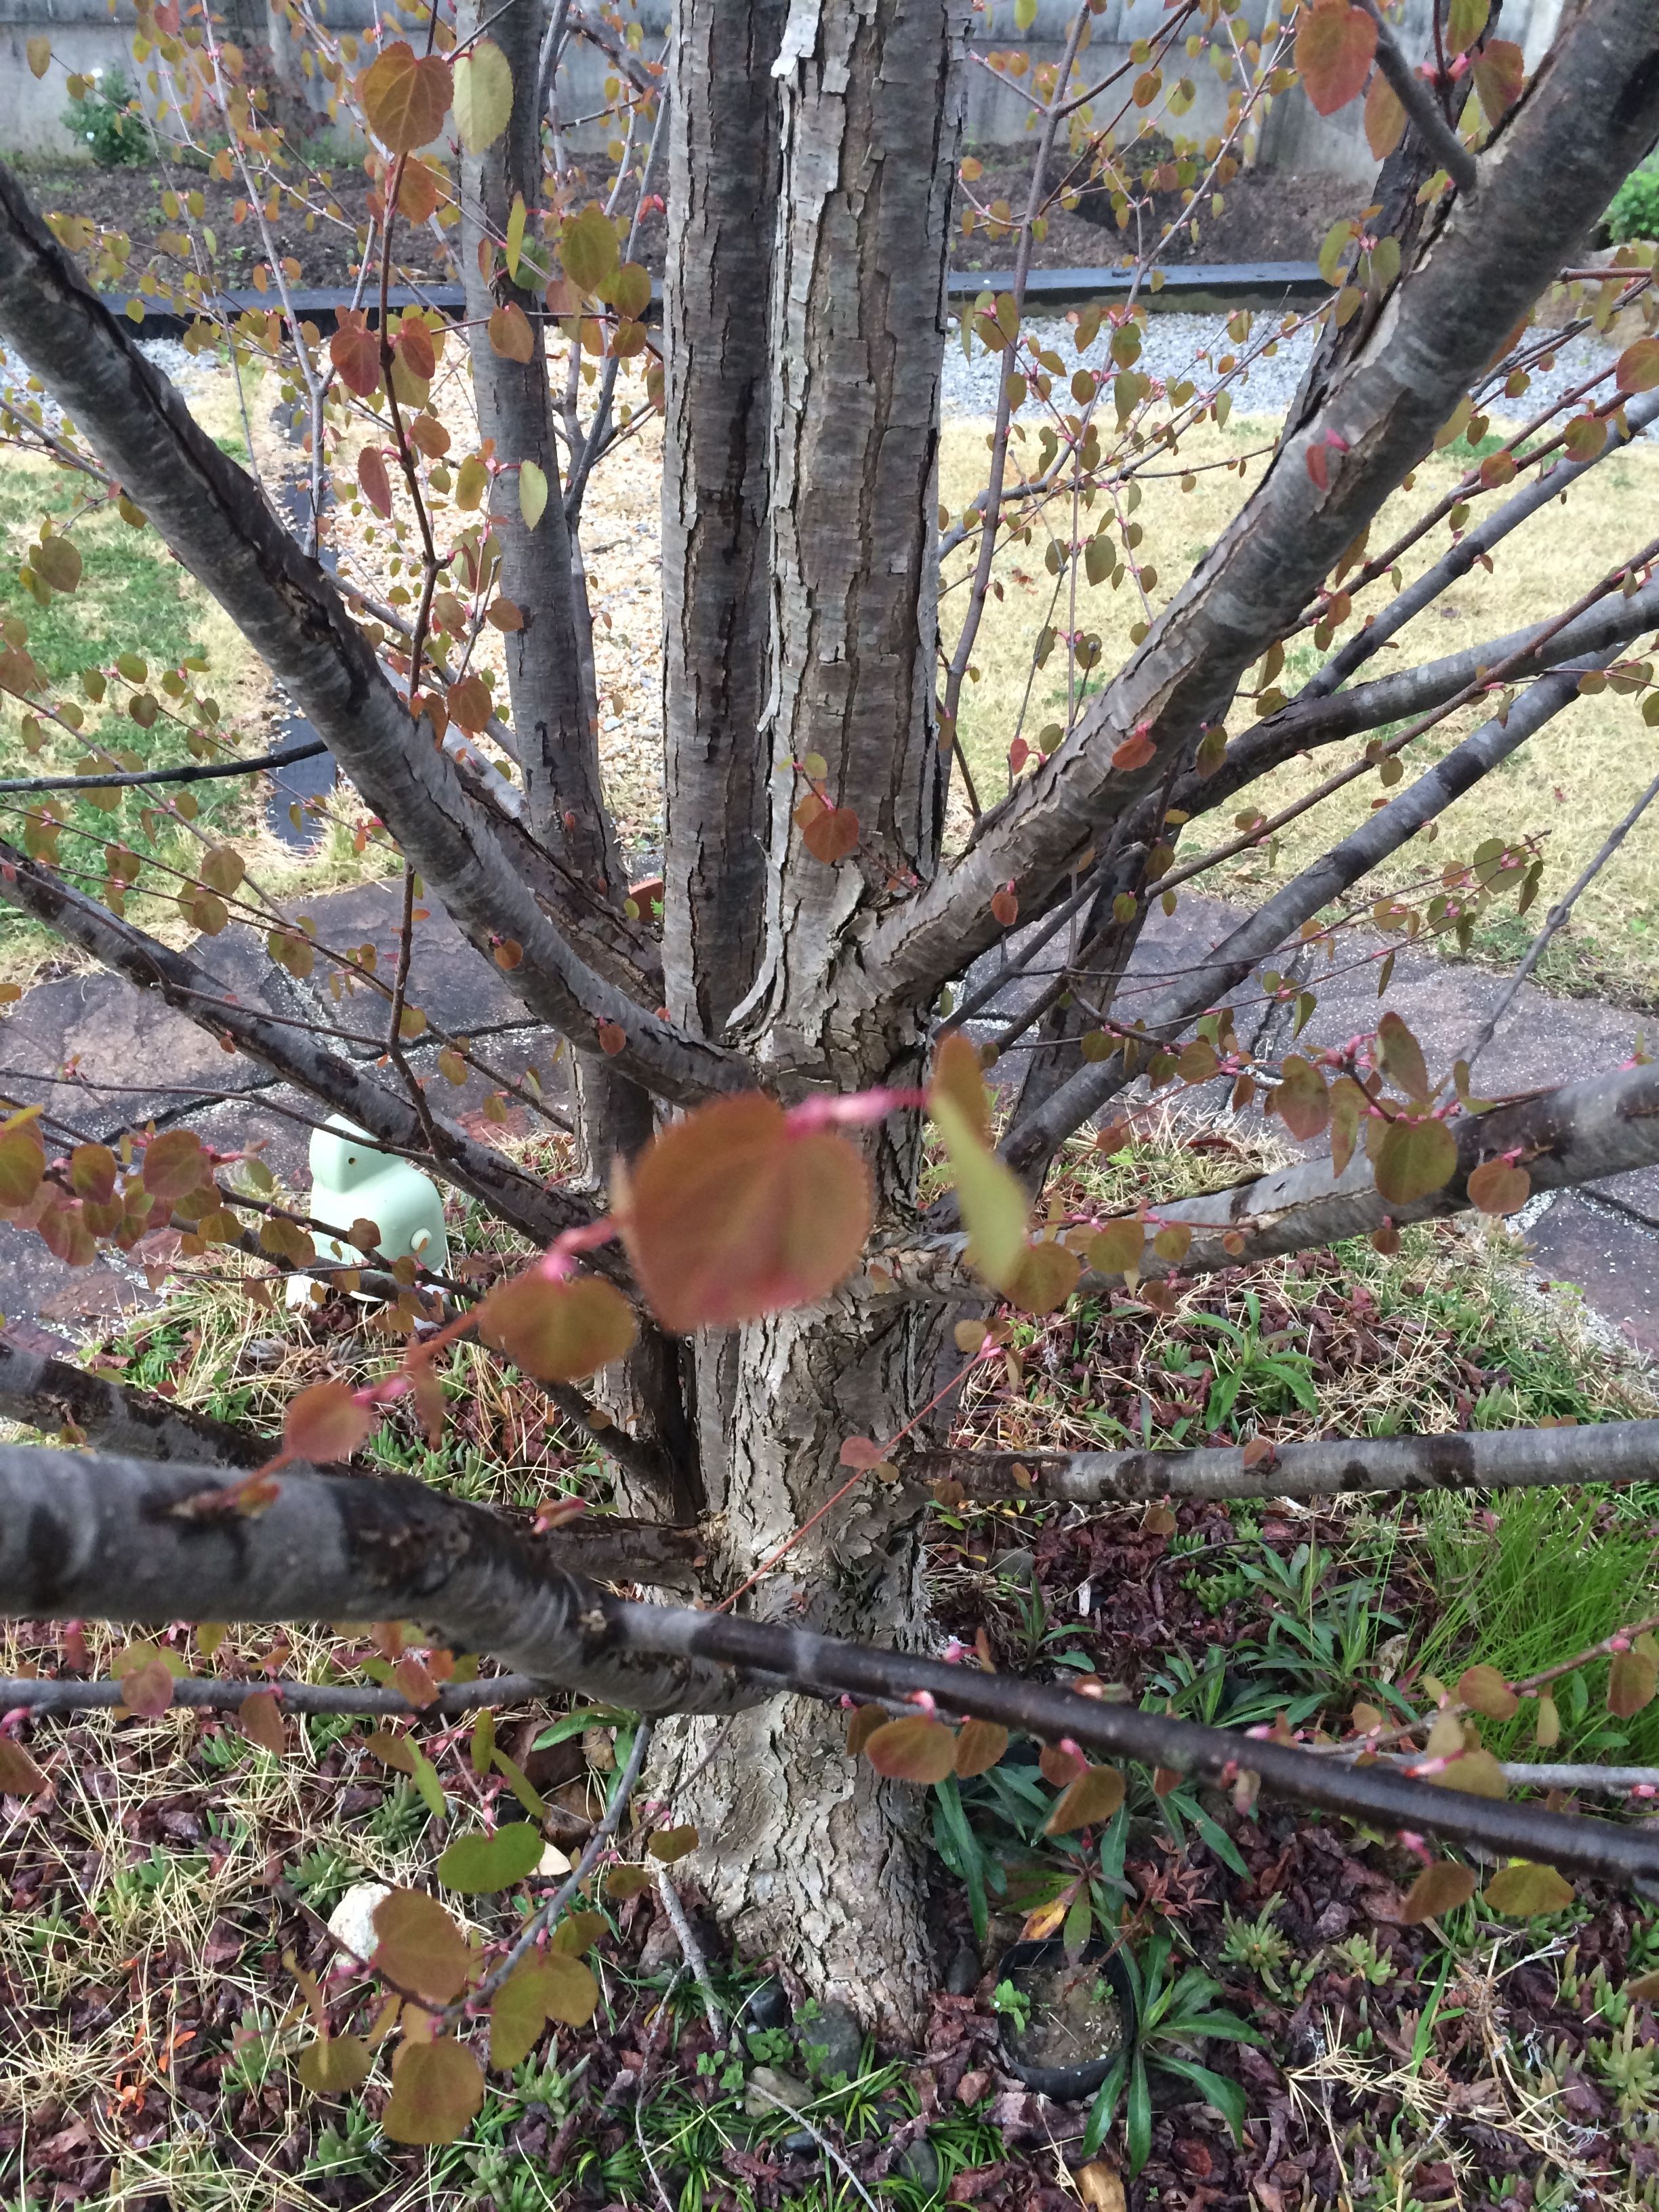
[665,1284,945,2034]
[659,0,785,1035]
[0,1338,268,1465]
[851,0,1659,1014]
[924,1418,1659,1504]
[458,0,617,888]
[741,0,966,1067]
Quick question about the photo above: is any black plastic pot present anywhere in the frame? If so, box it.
[994,1938,1137,2103]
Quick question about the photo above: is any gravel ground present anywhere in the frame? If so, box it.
[940,310,1631,426]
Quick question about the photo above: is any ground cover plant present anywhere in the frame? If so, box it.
[3,0,1659,2201]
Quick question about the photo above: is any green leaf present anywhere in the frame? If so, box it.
[1373,1116,1458,1206]
[1483,1860,1575,1917]
[560,204,619,295]
[489,1963,553,2071]
[1376,1010,1431,1101]
[519,461,548,531]
[437,1820,546,1894]
[1081,2050,1130,2159]
[1126,2050,1153,2177]
[1155,2055,1248,2146]
[295,2034,373,2094]
[409,1744,447,1821]
[930,1088,1028,1291]
[453,36,514,154]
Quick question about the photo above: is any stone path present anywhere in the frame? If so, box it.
[0,879,560,1344]
[969,889,1659,1356]
[1,879,1656,1359]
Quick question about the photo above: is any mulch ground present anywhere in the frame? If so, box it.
[20,143,1336,298]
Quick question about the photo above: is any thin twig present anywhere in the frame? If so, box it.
[447,1718,653,2020]
[1462,760,1659,1070]
[652,1864,725,2041]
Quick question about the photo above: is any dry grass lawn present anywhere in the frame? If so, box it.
[939,410,1659,1006]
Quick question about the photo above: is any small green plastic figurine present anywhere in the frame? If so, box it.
[285,1115,448,1307]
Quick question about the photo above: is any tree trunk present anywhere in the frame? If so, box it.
[662,1282,947,2037]
[649,0,966,2034]
[660,0,786,1036]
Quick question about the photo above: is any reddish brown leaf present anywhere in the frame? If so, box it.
[285,1379,375,1464]
[358,446,393,518]
[478,1271,637,1383]
[371,1888,475,2003]
[329,319,382,397]
[1296,0,1377,114]
[1275,1054,1330,1140]
[238,1689,287,1756]
[619,1093,873,1333]
[1456,1664,1518,1722]
[1466,1158,1530,1216]
[863,1715,958,1785]
[1111,729,1155,772]
[1038,1742,1087,1787]
[954,1718,1009,1778]
[802,805,860,865]
[846,1704,888,1757]
[0,1735,47,1795]
[1045,1763,1126,1835]
[1399,1860,1477,1924]
[142,1128,210,1204]
[596,1019,627,1056]
[1006,1240,1082,1315]
[1608,1648,1658,1719]
[382,2036,484,2146]
[1616,337,1659,396]
[990,885,1019,928]
[358,41,453,154]
[1364,70,1405,158]
[487,303,535,363]
[121,1658,176,1718]
[1471,38,1525,117]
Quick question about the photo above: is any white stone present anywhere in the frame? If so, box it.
[327,1879,393,1963]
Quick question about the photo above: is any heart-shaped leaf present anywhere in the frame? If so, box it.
[477,1271,637,1382]
[382,2036,483,2146]
[285,1380,374,1464]
[1483,1860,1574,1917]
[436,1820,548,1895]
[863,1716,958,1785]
[1296,0,1376,114]
[297,2034,373,2093]
[619,1093,872,1333]
[359,41,453,154]
[371,1888,475,2003]
[647,1824,699,1863]
[954,1718,1009,1778]
[453,36,514,154]
[1373,1116,1458,1207]
[1045,1763,1126,1835]
[1399,1860,1477,1925]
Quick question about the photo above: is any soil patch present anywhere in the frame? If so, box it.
[956,150,1350,271]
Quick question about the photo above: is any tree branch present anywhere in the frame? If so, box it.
[918,1418,1659,1507]
[0,738,329,798]
[0,832,615,1265]
[852,0,1659,1015]
[884,1054,1659,1298]
[1000,646,1614,1176]
[1299,388,1659,703]
[2,1441,1657,1884]
[0,161,748,1111]
[1357,0,1479,199]
[0,1336,268,1465]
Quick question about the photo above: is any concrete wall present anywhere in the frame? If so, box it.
[1,0,1572,176]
